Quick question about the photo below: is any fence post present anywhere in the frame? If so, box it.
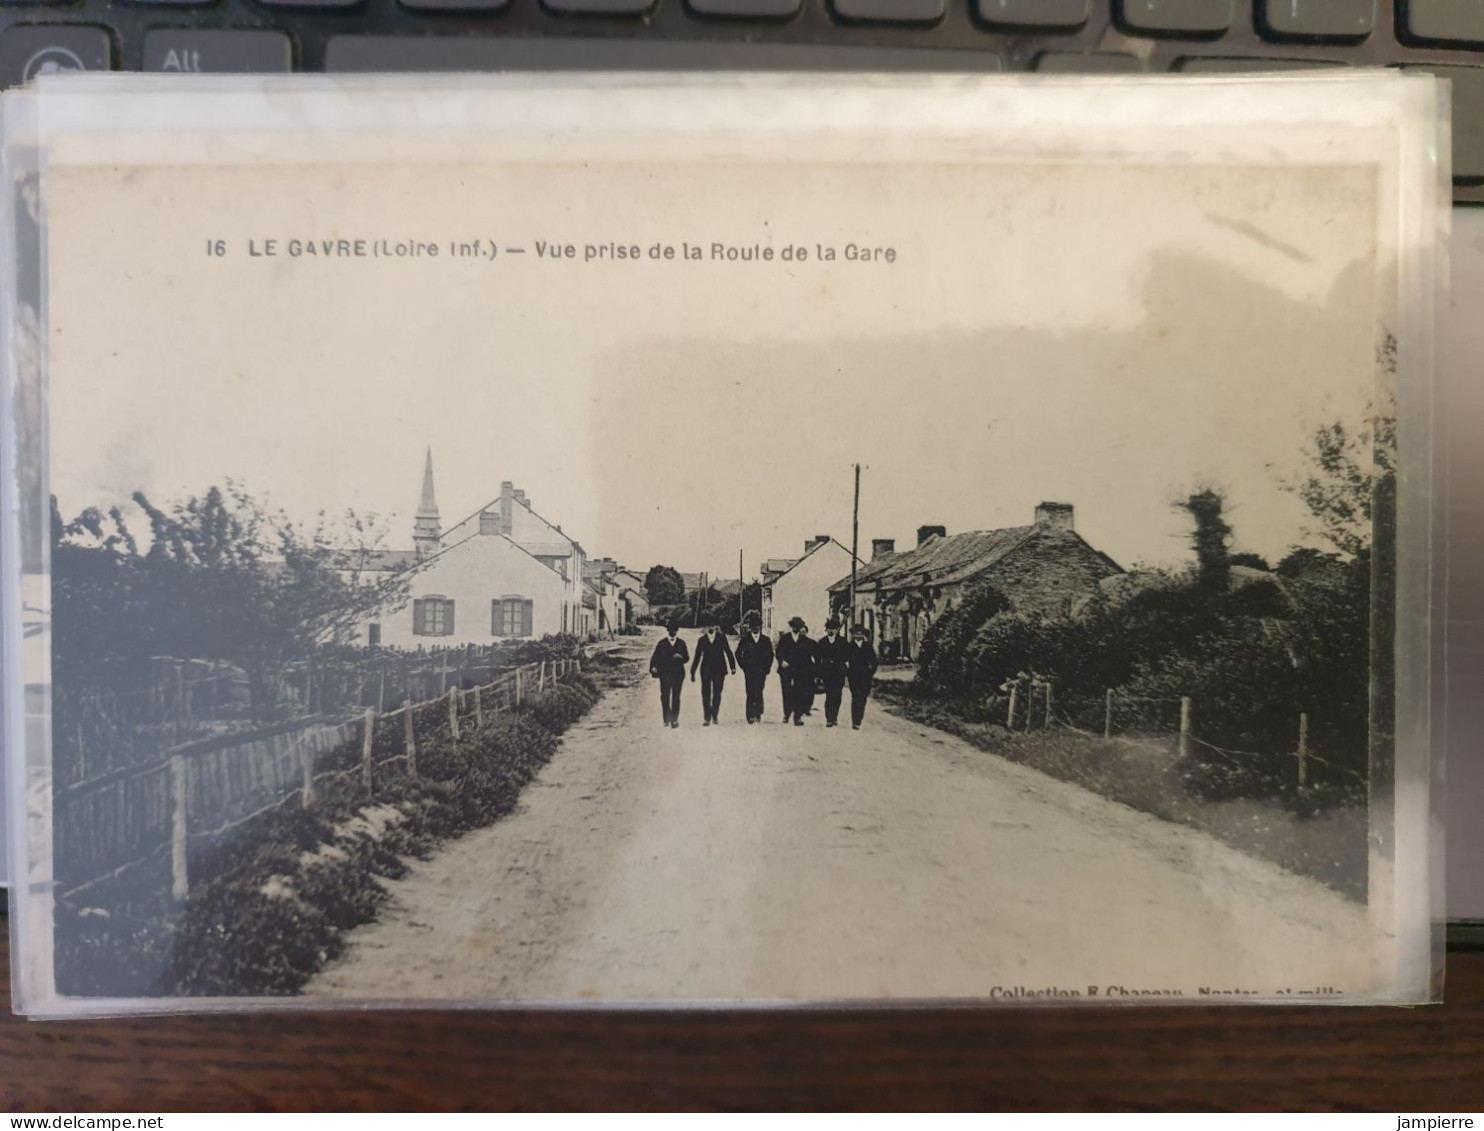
[448,685,460,741]
[1006,685,1018,730]
[575,657,582,675]
[1179,697,1192,759]
[1298,711,1309,788]
[474,686,484,728]
[539,661,547,692]
[361,707,376,792]
[170,754,189,902]
[299,735,316,808]
[174,663,186,741]
[377,665,387,712]
[403,698,417,776]
[1104,689,1113,739]
[1043,683,1053,730]
[516,667,525,707]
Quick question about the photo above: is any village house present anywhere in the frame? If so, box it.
[760,535,858,638]
[345,454,593,648]
[828,503,1122,660]
[611,566,652,624]
[582,557,637,636]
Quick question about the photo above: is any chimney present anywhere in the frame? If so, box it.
[917,525,946,547]
[871,538,895,561]
[479,510,499,536]
[500,481,514,535]
[1035,502,1075,531]
[804,534,831,554]
[513,489,528,508]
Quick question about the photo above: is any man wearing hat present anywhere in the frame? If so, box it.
[690,622,737,726]
[774,615,815,726]
[814,616,851,727]
[649,618,689,728]
[735,611,774,725]
[846,622,880,730]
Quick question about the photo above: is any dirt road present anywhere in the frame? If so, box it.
[310,634,1373,1003]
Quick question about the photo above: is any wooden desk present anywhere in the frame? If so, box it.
[1,931,1481,1111]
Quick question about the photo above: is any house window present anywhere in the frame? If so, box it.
[368,623,382,648]
[493,597,534,637]
[413,596,455,637]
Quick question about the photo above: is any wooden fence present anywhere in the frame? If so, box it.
[54,657,583,904]
[996,680,1363,791]
[54,642,553,790]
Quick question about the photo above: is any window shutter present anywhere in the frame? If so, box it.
[413,599,425,636]
[492,599,500,636]
[521,599,534,637]
[445,600,456,636]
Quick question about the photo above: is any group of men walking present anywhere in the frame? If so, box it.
[648,612,879,730]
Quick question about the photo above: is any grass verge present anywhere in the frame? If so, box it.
[877,685,1366,901]
[56,676,604,998]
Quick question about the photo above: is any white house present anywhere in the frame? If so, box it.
[612,566,651,624]
[348,455,592,647]
[759,535,858,638]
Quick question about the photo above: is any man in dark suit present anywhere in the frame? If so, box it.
[690,622,737,726]
[814,615,850,727]
[649,618,689,728]
[774,615,815,726]
[735,612,774,724]
[847,622,879,730]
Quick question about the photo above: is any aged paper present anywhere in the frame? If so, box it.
[15,76,1438,1010]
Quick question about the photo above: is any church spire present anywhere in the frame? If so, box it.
[414,447,441,555]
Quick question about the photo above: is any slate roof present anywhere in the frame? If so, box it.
[827,549,902,593]
[829,526,1035,593]
[334,548,422,573]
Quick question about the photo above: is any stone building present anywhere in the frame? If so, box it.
[829,502,1121,660]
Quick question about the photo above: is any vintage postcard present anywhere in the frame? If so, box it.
[6,76,1441,1012]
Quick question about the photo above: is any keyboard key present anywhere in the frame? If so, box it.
[401,0,511,9]
[1175,55,1342,71]
[544,0,653,13]
[143,30,291,71]
[0,25,110,86]
[1035,51,1144,71]
[1258,0,1373,41]
[1118,0,1231,35]
[256,0,361,9]
[833,0,945,22]
[1403,65,1484,181]
[974,0,1088,28]
[1404,0,1484,46]
[689,0,801,17]
[326,37,1003,70]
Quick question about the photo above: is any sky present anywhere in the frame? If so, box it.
[46,157,1381,581]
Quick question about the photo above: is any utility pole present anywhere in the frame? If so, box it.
[850,462,861,624]
[739,549,744,629]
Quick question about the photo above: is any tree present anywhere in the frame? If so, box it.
[1183,488,1232,594]
[644,564,686,607]
[1283,386,1398,771]
[52,484,416,711]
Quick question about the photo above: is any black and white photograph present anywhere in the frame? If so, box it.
[9,79,1438,1010]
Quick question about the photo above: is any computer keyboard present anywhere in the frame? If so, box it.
[0,0,1480,199]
